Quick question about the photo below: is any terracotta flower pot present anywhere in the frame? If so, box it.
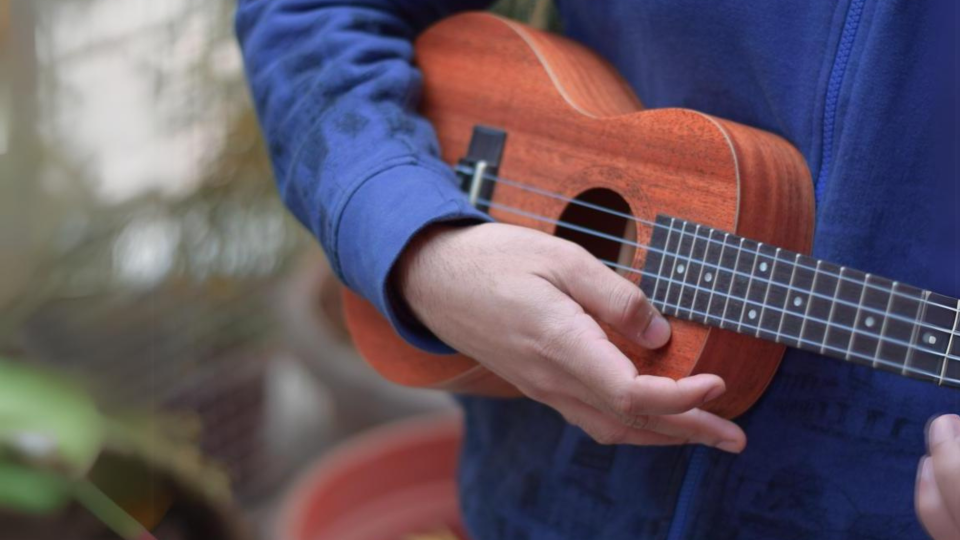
[278,414,468,540]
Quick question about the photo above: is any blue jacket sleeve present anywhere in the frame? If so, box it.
[236,0,494,353]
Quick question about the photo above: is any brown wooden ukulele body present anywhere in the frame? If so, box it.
[342,13,815,419]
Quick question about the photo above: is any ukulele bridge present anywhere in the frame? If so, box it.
[456,125,507,213]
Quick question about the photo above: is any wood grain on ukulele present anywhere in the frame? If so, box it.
[342,13,960,419]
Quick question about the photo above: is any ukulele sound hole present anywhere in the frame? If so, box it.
[556,188,637,276]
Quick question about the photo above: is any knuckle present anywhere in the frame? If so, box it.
[517,367,559,403]
[610,287,637,326]
[531,319,584,365]
[560,240,590,260]
[640,414,661,433]
[524,375,560,403]
[610,387,637,418]
[556,249,587,278]
[589,425,629,446]
[626,414,661,434]
[610,285,648,327]
[531,325,566,363]
[626,414,650,431]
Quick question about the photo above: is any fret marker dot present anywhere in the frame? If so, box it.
[676,264,685,275]
[793,296,803,307]
[925,333,937,345]
[759,262,769,272]
[864,316,876,328]
[748,309,757,320]
[704,273,713,283]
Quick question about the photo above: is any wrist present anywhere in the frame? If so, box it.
[393,220,483,323]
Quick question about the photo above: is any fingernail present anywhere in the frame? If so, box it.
[703,385,726,405]
[716,440,743,454]
[918,457,930,484]
[642,314,671,347]
[920,456,933,483]
[929,414,960,448]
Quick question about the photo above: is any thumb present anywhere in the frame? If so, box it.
[556,250,671,349]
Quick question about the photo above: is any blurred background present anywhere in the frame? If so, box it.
[0,1,556,539]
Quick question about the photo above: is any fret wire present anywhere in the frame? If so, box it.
[757,247,782,338]
[942,299,960,385]
[676,223,701,317]
[737,242,763,333]
[873,282,898,369]
[690,225,708,322]
[722,237,746,326]
[845,273,871,360]
[775,253,801,343]
[704,232,730,324]
[799,260,822,346]
[468,174,959,312]
[903,291,931,376]
[650,217,675,310]
[663,219,687,317]
[600,257,960,362]
[820,267,846,355]
[646,293,960,386]
[481,199,957,337]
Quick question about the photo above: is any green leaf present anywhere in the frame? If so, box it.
[0,359,104,512]
[0,463,73,514]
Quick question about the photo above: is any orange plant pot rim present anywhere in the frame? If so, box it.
[277,412,465,540]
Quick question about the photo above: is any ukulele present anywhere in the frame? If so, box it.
[341,12,959,419]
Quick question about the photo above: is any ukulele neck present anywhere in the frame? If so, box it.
[639,215,960,388]
[452,127,959,389]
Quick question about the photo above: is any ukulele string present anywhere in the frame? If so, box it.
[620,260,960,384]
[589,255,960,367]
[631,272,960,385]
[475,196,960,341]
[461,167,960,314]
[483,194,960,374]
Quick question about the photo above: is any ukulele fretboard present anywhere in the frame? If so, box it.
[639,215,960,388]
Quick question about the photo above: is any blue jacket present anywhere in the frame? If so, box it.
[236,1,959,538]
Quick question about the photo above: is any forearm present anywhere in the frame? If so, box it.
[236,0,493,350]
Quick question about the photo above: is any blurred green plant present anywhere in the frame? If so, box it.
[0,357,244,539]
[0,358,149,538]
[0,3,560,533]
[0,359,103,513]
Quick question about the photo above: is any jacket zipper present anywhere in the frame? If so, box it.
[814,0,867,203]
[661,3,868,539]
